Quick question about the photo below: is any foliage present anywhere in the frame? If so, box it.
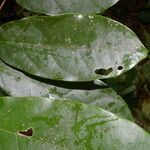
[0,0,149,149]
[0,97,149,150]
[16,0,119,15]
[0,15,147,81]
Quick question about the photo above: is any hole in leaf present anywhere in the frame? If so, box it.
[95,67,113,75]
[19,128,33,137]
[118,66,123,70]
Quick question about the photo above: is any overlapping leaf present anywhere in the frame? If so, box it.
[0,15,147,81]
[0,61,133,120]
[16,0,119,15]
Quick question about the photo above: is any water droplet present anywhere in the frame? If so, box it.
[115,23,118,26]
[48,93,54,99]
[65,38,71,43]
[88,15,93,19]
[74,14,83,20]
[74,27,77,30]
[54,137,57,140]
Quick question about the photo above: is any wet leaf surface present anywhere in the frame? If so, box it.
[0,97,149,150]
[16,0,119,15]
[0,60,133,120]
[0,15,147,81]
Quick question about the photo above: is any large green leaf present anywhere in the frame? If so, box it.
[0,60,133,120]
[0,97,149,150]
[16,0,119,15]
[0,15,147,81]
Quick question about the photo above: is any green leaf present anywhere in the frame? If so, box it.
[0,97,149,150]
[16,0,119,15]
[0,15,147,81]
[0,60,133,120]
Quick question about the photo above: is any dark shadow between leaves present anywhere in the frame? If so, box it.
[1,59,108,90]
[0,86,9,96]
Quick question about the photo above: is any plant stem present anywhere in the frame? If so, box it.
[0,0,7,11]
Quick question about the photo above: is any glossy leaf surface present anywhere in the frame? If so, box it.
[0,61,133,120]
[0,15,147,81]
[0,97,149,150]
[16,0,119,15]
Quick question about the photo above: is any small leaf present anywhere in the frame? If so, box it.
[0,97,149,149]
[16,0,119,15]
[0,60,133,120]
[0,15,147,81]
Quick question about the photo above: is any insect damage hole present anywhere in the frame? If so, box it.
[95,67,113,75]
[19,128,33,137]
[118,66,123,70]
